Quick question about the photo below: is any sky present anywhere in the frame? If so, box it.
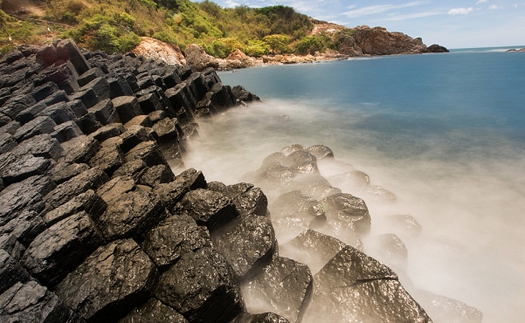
[206,0,525,48]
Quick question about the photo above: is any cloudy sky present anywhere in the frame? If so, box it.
[207,0,525,48]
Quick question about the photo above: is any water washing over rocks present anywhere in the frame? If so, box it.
[0,39,480,323]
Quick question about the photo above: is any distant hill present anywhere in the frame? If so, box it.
[0,0,446,58]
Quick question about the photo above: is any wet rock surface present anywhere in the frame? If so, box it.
[0,39,475,323]
[0,39,260,323]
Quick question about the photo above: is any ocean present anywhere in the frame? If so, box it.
[183,48,525,322]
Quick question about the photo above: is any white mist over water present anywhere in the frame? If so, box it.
[182,98,525,323]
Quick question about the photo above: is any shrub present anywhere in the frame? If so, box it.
[263,34,291,54]
[294,34,333,55]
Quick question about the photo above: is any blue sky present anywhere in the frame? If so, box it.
[206,0,525,48]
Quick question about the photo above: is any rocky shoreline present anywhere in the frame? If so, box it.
[132,25,449,71]
[0,39,481,323]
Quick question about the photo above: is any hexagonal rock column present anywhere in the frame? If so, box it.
[241,256,313,323]
[91,189,167,241]
[303,245,432,323]
[21,211,105,288]
[214,215,277,280]
[173,188,239,233]
[0,280,83,323]
[120,298,189,323]
[55,239,157,322]
[141,214,211,270]
[154,247,245,323]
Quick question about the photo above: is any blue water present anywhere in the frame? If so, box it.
[219,51,525,158]
[185,49,525,323]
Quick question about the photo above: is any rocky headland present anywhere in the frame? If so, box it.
[132,23,449,71]
[0,39,480,323]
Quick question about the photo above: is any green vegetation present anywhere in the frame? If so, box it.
[0,0,352,57]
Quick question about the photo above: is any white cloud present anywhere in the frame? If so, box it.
[513,4,518,8]
[225,0,240,7]
[386,11,442,21]
[342,1,431,18]
[489,4,499,9]
[448,7,474,15]
[476,0,488,4]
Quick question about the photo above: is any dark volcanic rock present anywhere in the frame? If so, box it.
[92,190,167,241]
[124,140,168,168]
[242,256,312,323]
[0,210,46,249]
[42,189,106,226]
[214,215,277,280]
[0,175,56,233]
[120,298,189,323]
[60,135,101,164]
[174,188,238,232]
[320,193,371,236]
[305,145,334,160]
[234,312,290,323]
[280,229,346,274]
[13,115,56,142]
[0,280,83,323]
[142,214,211,269]
[208,182,268,217]
[21,211,105,288]
[56,39,91,75]
[0,154,51,185]
[304,245,431,323]
[280,151,318,174]
[269,190,326,242]
[0,249,30,294]
[153,178,189,212]
[425,44,449,53]
[154,247,245,323]
[43,167,109,210]
[55,239,157,322]
[177,167,207,190]
[11,133,64,160]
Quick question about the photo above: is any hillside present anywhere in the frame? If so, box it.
[0,0,447,62]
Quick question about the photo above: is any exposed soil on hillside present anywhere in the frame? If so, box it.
[1,0,46,17]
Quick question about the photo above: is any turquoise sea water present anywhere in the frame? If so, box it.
[184,49,525,322]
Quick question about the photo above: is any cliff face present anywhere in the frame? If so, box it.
[351,26,427,55]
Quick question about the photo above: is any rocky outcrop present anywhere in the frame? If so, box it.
[184,43,220,71]
[1,38,476,323]
[132,37,186,66]
[0,38,262,323]
[352,25,427,55]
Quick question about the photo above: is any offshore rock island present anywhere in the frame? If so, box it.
[1,39,480,323]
